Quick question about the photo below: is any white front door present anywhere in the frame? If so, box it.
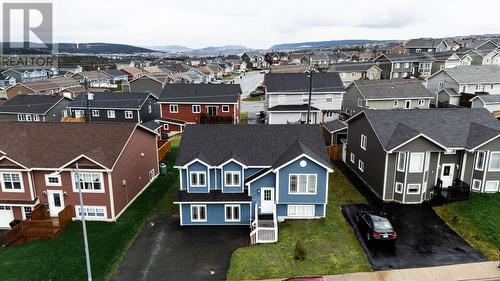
[47,190,65,217]
[260,188,275,213]
[0,206,14,228]
[440,164,455,188]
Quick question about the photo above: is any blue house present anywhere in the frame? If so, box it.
[174,124,332,244]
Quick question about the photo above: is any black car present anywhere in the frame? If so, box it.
[355,209,397,243]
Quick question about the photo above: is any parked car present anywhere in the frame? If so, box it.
[250,90,264,97]
[284,277,327,281]
[355,209,397,243]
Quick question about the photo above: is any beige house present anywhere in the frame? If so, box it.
[328,62,382,86]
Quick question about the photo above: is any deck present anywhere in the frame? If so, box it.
[432,178,471,204]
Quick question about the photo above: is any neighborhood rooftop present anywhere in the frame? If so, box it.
[68,92,155,109]
[323,119,347,132]
[435,65,500,83]
[160,84,241,103]
[352,79,434,100]
[0,95,68,114]
[264,72,344,92]
[329,62,378,72]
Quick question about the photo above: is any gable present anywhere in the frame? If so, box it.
[393,136,445,152]
[0,157,25,169]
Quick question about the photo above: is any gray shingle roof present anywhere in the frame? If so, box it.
[267,104,320,111]
[323,119,347,132]
[377,53,432,63]
[328,62,378,72]
[68,92,155,109]
[356,108,500,151]
[406,38,444,48]
[160,84,241,103]
[175,124,330,168]
[471,94,500,104]
[264,72,344,92]
[439,65,500,84]
[352,80,434,100]
[141,120,162,131]
[0,95,68,114]
[102,69,127,77]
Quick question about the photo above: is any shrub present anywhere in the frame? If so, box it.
[294,240,307,261]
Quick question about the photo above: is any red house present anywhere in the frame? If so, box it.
[157,84,241,138]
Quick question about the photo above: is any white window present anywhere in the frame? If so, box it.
[222,105,230,112]
[394,63,401,69]
[75,110,84,118]
[475,151,486,171]
[360,135,367,150]
[125,111,133,119]
[33,115,40,121]
[418,100,425,107]
[163,124,169,130]
[148,104,152,113]
[357,98,365,107]
[73,172,103,192]
[409,153,424,173]
[302,95,309,104]
[191,205,207,222]
[288,205,315,217]
[278,95,286,104]
[405,100,411,109]
[1,172,23,192]
[169,104,179,113]
[326,95,333,103]
[190,172,206,187]
[289,174,317,194]
[92,110,99,117]
[472,179,482,191]
[224,171,241,187]
[76,206,106,218]
[45,174,61,186]
[416,49,422,53]
[107,110,115,118]
[350,153,355,163]
[148,169,155,182]
[393,100,398,107]
[25,115,32,121]
[392,72,399,79]
[438,82,445,90]
[488,152,500,171]
[192,105,201,113]
[397,152,407,172]
[395,182,403,194]
[404,63,410,68]
[224,204,240,222]
[324,111,333,118]
[358,160,364,172]
[407,184,421,194]
[484,181,499,192]
[62,110,68,118]
[23,206,32,219]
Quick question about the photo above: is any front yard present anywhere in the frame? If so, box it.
[226,164,371,280]
[434,193,500,260]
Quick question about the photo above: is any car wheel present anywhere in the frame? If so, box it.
[366,232,371,241]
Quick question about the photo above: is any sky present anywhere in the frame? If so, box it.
[6,0,500,49]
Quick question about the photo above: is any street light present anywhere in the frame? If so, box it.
[306,69,314,124]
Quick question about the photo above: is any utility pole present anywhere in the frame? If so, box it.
[306,69,313,124]
[75,162,93,281]
[83,78,91,122]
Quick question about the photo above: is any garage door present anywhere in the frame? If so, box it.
[0,206,14,228]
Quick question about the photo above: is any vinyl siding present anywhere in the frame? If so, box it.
[180,203,251,225]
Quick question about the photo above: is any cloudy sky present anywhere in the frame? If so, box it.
[14,0,500,49]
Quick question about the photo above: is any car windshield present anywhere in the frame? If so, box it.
[371,216,393,231]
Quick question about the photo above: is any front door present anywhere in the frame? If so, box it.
[260,188,275,213]
[440,164,455,188]
[47,190,65,217]
[207,106,217,116]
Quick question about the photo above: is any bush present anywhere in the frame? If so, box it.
[294,240,307,261]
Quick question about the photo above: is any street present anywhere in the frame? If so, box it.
[231,71,264,98]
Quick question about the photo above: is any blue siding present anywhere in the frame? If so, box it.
[180,203,251,225]
[249,172,276,216]
[222,161,244,193]
[187,161,209,193]
[181,169,187,189]
[277,156,328,204]
[210,168,217,190]
[277,204,325,218]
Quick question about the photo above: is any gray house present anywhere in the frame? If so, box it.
[343,80,434,116]
[375,53,433,79]
[345,108,500,204]
[0,95,71,122]
[405,38,448,54]
[321,119,347,145]
[67,92,159,123]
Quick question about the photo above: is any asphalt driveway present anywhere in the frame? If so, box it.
[110,215,248,281]
[336,162,486,270]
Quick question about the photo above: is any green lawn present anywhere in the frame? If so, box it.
[240,112,249,125]
[434,193,500,260]
[0,139,181,281]
[242,95,264,102]
[153,134,181,216]
[226,164,371,280]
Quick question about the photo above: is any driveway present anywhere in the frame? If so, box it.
[110,215,248,281]
[336,162,486,270]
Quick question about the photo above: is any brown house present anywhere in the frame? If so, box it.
[0,122,159,228]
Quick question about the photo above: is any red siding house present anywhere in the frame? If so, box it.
[157,84,241,138]
[0,122,158,228]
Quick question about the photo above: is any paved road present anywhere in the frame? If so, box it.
[241,101,265,124]
[232,71,264,98]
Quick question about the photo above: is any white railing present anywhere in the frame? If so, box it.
[250,204,278,244]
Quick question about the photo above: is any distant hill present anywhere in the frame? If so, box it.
[149,45,192,53]
[182,45,260,57]
[1,42,156,54]
[270,39,389,51]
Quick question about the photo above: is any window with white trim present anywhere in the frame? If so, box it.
[350,153,355,163]
[192,105,201,113]
[125,111,133,119]
[107,110,115,118]
[324,111,333,118]
[360,134,367,150]
[225,204,240,222]
[475,151,486,171]
[407,183,421,194]
[149,169,155,182]
[418,100,425,106]
[190,172,206,187]
[409,152,424,173]
[91,110,99,117]
[163,124,169,131]
[392,72,399,79]
[62,110,68,118]
[438,82,445,90]
[76,206,106,218]
[33,115,40,121]
[357,98,365,107]
[395,182,403,194]
[45,174,61,186]
[488,152,500,171]
[404,100,411,109]
[222,105,230,112]
[485,181,499,192]
[26,115,32,121]
[288,205,315,217]
[326,95,333,102]
[191,205,207,222]
[289,174,316,194]
[394,63,401,68]
[472,179,481,191]
[393,100,398,107]
[224,171,240,187]
[169,104,179,113]
[1,172,23,191]
[23,206,32,219]
[73,172,103,192]
[358,160,364,172]
[397,152,406,172]
[75,110,84,118]
[148,104,152,113]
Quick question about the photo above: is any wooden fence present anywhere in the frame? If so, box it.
[158,139,172,161]
[327,144,343,161]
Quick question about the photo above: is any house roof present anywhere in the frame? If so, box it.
[101,69,127,78]
[424,51,469,61]
[328,62,379,72]
[0,122,149,169]
[351,108,500,151]
[438,88,460,97]
[323,119,347,133]
[120,67,143,76]
[8,77,81,92]
[264,72,344,92]
[267,104,320,111]
[141,120,162,131]
[376,53,433,63]
[0,95,69,114]
[436,65,500,84]
[175,124,331,168]
[406,38,445,49]
[176,190,252,202]
[351,80,434,100]
[160,84,241,103]
[269,64,311,73]
[468,39,499,50]
[68,92,156,109]
[470,94,500,104]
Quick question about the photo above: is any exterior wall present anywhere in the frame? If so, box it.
[159,122,183,137]
[46,99,72,122]
[129,78,164,97]
[221,161,244,193]
[374,57,392,79]
[185,161,209,193]
[472,137,500,193]
[160,103,237,124]
[139,96,160,122]
[366,98,431,110]
[249,172,276,216]
[268,111,319,124]
[0,169,33,201]
[69,108,139,122]
[6,85,36,99]
[267,92,344,111]
[426,71,459,93]
[111,127,159,218]
[180,203,251,225]
[342,86,365,116]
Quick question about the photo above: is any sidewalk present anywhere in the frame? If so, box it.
[259,261,500,281]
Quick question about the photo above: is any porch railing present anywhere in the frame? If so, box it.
[434,178,470,201]
[199,113,234,124]
[250,204,278,244]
